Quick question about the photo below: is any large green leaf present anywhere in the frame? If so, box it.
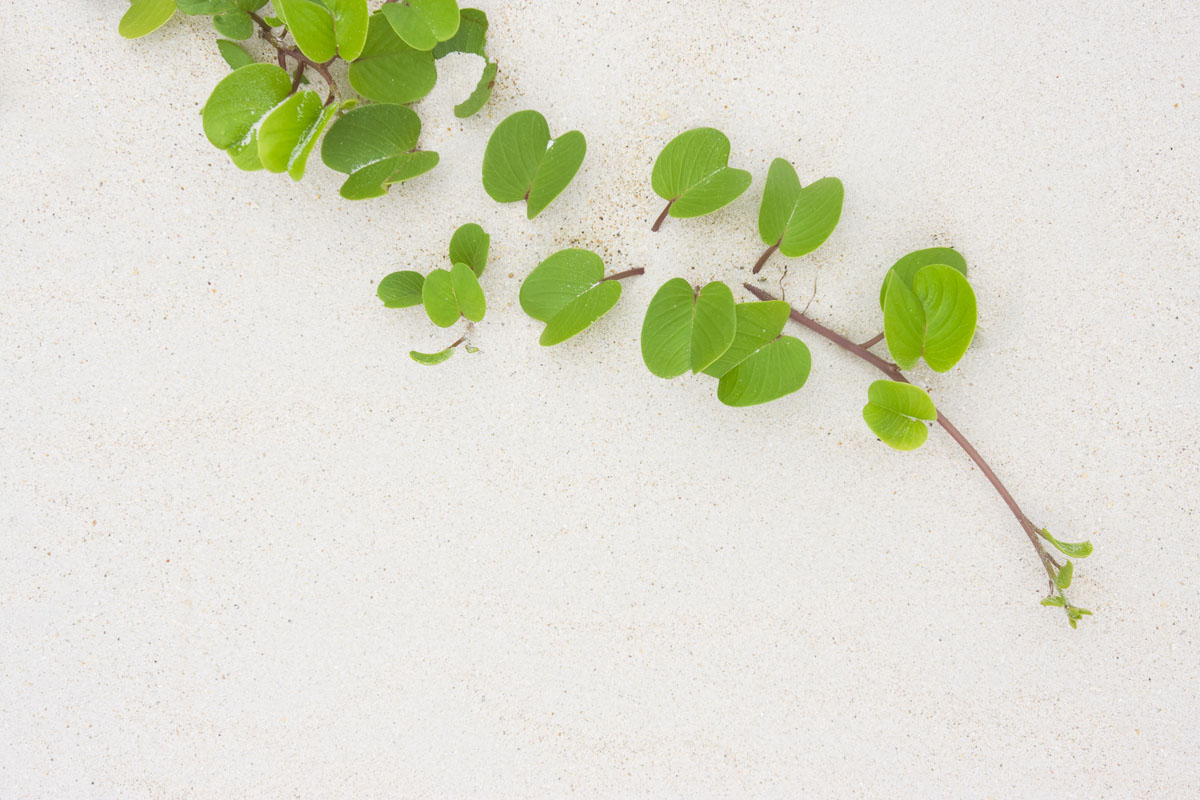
[421,268,460,327]
[702,301,791,378]
[257,90,323,173]
[878,247,968,309]
[450,263,486,322]
[758,159,843,257]
[320,103,437,199]
[448,223,489,276]
[482,111,586,219]
[519,249,621,346]
[716,336,811,407]
[382,0,460,51]
[640,279,737,378]
[377,270,425,308]
[348,12,437,103]
[202,63,292,170]
[651,128,752,219]
[119,0,176,38]
[862,380,937,451]
[883,264,977,372]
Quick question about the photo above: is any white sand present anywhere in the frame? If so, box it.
[2,1,1198,796]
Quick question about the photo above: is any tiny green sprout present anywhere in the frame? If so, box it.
[382,0,461,51]
[641,281,811,407]
[650,127,752,231]
[519,249,642,346]
[861,380,938,451]
[1054,559,1074,589]
[754,159,844,273]
[483,111,587,219]
[321,103,439,200]
[1038,528,1095,559]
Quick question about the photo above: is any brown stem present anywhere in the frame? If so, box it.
[600,267,645,282]
[743,282,1058,584]
[752,242,780,274]
[860,332,885,349]
[250,12,339,105]
[651,201,673,232]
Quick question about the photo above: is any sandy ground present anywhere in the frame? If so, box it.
[1,1,1198,797]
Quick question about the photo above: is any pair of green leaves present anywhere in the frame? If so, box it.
[320,103,438,199]
[862,380,938,451]
[642,281,811,407]
[1039,528,1095,628]
[275,0,368,62]
[758,159,844,258]
[881,248,978,372]
[519,250,623,346]
[651,128,752,222]
[482,111,587,219]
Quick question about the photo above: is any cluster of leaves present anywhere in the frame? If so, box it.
[120,0,498,198]
[377,223,489,363]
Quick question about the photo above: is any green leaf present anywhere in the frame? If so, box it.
[1038,529,1094,559]
[758,159,844,257]
[422,268,460,328]
[861,380,938,451]
[321,103,437,199]
[410,347,456,365]
[454,60,496,118]
[450,263,486,322]
[519,249,621,345]
[434,7,486,57]
[1041,595,1066,607]
[287,101,341,181]
[482,110,586,219]
[914,265,977,372]
[202,63,292,170]
[348,13,437,104]
[717,336,811,407]
[879,248,967,309]
[327,0,369,61]
[257,90,323,173]
[382,0,460,51]
[539,282,623,346]
[377,270,425,308]
[448,223,489,276]
[216,39,256,69]
[882,264,978,373]
[213,9,253,39]
[639,279,737,378]
[702,301,790,378]
[1054,560,1074,589]
[119,0,176,38]
[275,0,335,62]
[651,128,752,219]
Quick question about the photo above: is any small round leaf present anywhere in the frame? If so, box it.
[421,268,459,328]
[449,223,490,277]
[862,380,938,451]
[378,271,425,308]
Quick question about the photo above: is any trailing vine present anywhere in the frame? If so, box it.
[119,1,1094,626]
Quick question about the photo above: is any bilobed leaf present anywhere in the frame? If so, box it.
[539,282,622,346]
[257,90,323,173]
[213,9,253,39]
[410,347,456,365]
[450,263,486,322]
[422,268,460,327]
[879,247,967,309]
[119,0,176,38]
[321,103,437,199]
[519,249,622,346]
[652,128,752,219]
[275,0,336,62]
[758,159,844,257]
[1054,560,1074,589]
[202,63,292,170]
[448,223,489,276]
[482,110,585,218]
[862,380,937,451]
[348,12,437,104]
[702,301,790,378]
[914,265,977,372]
[717,336,811,407]
[382,0,460,51]
[1038,528,1094,559]
[377,270,425,308]
[217,39,256,69]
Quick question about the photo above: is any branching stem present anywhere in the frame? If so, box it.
[743,282,1059,587]
[250,12,339,105]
